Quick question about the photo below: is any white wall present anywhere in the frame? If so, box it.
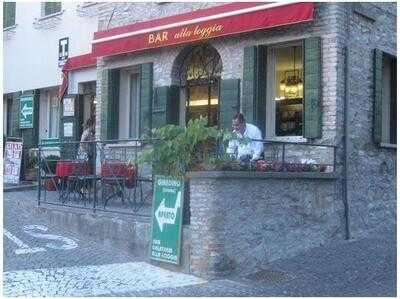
[3,2,99,94]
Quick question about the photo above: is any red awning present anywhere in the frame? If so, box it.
[62,53,96,72]
[59,53,96,99]
[92,2,314,58]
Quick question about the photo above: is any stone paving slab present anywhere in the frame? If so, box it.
[3,262,206,297]
[4,190,396,297]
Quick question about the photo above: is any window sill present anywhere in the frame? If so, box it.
[3,24,17,31]
[265,136,308,143]
[81,2,98,8]
[380,143,397,149]
[37,10,64,21]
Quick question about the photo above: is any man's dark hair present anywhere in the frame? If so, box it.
[233,112,245,123]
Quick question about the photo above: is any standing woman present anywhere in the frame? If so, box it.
[77,118,95,163]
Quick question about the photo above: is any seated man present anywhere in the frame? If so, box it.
[226,113,264,161]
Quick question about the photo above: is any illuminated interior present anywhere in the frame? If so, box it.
[274,45,303,136]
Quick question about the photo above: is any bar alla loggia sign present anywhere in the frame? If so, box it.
[147,23,224,45]
[150,176,184,264]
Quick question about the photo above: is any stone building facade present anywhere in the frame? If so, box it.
[92,1,396,242]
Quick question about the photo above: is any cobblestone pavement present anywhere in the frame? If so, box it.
[3,190,397,297]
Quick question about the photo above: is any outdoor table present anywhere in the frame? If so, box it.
[56,160,91,177]
[56,160,92,202]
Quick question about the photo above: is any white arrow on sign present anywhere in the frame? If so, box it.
[21,104,33,119]
[155,191,181,232]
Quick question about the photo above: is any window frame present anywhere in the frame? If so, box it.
[265,40,307,142]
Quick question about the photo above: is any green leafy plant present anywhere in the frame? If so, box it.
[43,155,60,174]
[27,156,38,169]
[138,117,234,178]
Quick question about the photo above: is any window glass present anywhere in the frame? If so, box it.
[3,2,16,28]
[180,44,222,127]
[43,2,61,16]
[274,45,303,136]
[382,55,397,145]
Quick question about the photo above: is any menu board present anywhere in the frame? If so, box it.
[4,140,23,184]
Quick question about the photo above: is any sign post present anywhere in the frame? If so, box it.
[150,175,184,265]
[4,138,23,184]
[19,96,34,129]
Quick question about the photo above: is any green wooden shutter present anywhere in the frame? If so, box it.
[152,85,180,129]
[109,69,120,139]
[3,2,16,28]
[242,47,257,123]
[303,37,322,139]
[256,46,267,137]
[219,79,240,130]
[100,69,119,140]
[152,86,168,129]
[167,85,180,125]
[139,63,153,137]
[373,49,383,144]
[242,46,267,136]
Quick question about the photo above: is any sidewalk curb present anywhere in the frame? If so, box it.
[4,184,38,192]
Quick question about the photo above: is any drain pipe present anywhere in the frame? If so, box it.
[343,4,351,240]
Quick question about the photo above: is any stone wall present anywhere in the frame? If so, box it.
[345,2,397,238]
[188,172,343,278]
[94,2,397,242]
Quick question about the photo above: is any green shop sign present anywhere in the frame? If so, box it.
[150,175,184,265]
[19,96,34,129]
[40,138,59,147]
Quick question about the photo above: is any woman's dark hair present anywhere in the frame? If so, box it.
[85,118,94,129]
[232,112,245,123]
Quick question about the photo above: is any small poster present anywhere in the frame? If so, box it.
[4,140,23,184]
[63,97,74,116]
[64,122,73,137]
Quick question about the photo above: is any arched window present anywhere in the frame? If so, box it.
[179,44,222,126]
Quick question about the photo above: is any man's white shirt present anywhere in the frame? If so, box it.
[226,123,264,160]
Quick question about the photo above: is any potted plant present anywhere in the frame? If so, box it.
[42,155,60,191]
[25,156,38,181]
[139,117,235,178]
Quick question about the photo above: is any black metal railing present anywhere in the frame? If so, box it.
[37,139,154,216]
[37,137,337,216]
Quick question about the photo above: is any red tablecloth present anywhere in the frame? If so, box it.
[101,161,128,177]
[56,160,91,177]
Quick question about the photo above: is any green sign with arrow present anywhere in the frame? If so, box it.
[19,96,34,129]
[150,175,184,265]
